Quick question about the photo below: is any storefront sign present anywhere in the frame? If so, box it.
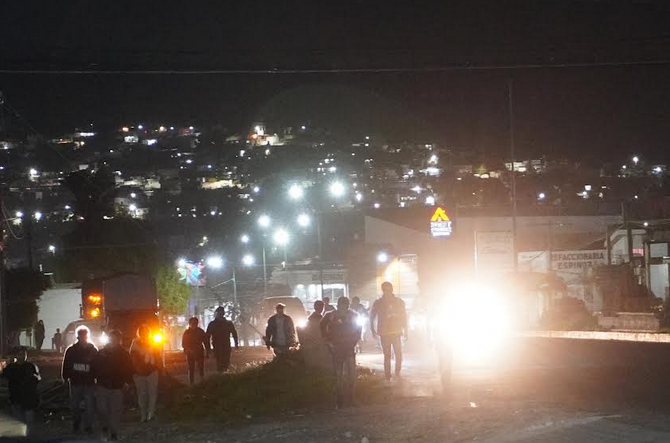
[430,206,453,237]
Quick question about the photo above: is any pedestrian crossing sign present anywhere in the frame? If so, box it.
[430,207,453,237]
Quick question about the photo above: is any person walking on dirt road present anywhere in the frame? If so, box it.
[130,325,161,422]
[265,303,297,357]
[62,326,98,433]
[182,317,207,383]
[93,330,133,440]
[206,307,239,372]
[370,281,407,381]
[321,297,362,408]
[34,320,45,351]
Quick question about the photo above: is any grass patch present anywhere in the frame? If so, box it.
[165,358,391,422]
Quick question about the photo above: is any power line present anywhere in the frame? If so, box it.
[1,59,670,75]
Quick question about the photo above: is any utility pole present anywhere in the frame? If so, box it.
[508,79,519,273]
[0,191,5,357]
[622,201,634,263]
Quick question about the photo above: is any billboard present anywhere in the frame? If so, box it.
[475,230,514,274]
[177,261,206,287]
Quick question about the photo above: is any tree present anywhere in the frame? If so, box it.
[5,268,51,342]
[155,266,192,316]
[61,167,116,221]
[55,218,159,282]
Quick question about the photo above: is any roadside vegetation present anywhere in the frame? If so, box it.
[166,358,392,422]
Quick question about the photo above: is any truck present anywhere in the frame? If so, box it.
[80,273,162,348]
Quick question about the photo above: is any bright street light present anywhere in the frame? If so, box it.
[242,254,255,266]
[128,204,137,212]
[273,229,290,246]
[206,256,224,269]
[355,192,363,202]
[258,214,271,228]
[130,192,137,199]
[34,211,43,221]
[297,213,311,227]
[288,184,304,200]
[48,245,56,254]
[538,192,546,200]
[15,211,23,218]
[240,234,250,244]
[377,252,389,263]
[329,181,346,197]
[632,156,639,165]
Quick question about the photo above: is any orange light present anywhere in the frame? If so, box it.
[122,126,129,132]
[87,294,102,304]
[89,308,101,318]
[152,332,163,344]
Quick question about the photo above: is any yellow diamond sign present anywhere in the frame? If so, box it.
[430,206,453,237]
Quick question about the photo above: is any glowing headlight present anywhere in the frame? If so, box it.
[356,315,366,327]
[99,332,109,346]
[436,282,512,366]
[152,332,163,344]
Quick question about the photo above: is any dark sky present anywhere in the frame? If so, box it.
[1,1,670,162]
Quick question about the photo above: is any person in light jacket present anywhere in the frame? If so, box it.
[129,325,161,422]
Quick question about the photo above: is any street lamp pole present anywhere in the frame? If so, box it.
[232,266,238,318]
[262,243,267,296]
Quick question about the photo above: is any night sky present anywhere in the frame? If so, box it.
[2,1,670,163]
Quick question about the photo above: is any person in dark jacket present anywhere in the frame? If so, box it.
[370,281,408,380]
[206,307,239,372]
[62,326,98,433]
[182,317,207,384]
[321,297,362,408]
[265,303,297,357]
[52,328,63,354]
[34,320,45,351]
[93,330,133,441]
[1,346,41,435]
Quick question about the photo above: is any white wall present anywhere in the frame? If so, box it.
[37,284,81,345]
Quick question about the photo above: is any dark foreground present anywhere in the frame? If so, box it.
[6,338,670,442]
